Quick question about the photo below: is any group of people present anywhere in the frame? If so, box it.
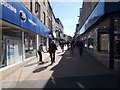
[38,40,57,65]
[37,39,84,65]
[65,40,84,56]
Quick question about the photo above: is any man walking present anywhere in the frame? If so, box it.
[78,40,84,56]
[49,40,57,65]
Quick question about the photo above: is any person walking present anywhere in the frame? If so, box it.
[78,40,84,56]
[70,41,75,54]
[49,40,57,65]
[38,44,45,64]
[61,42,65,52]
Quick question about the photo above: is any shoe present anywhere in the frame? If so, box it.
[41,61,44,64]
[50,62,53,65]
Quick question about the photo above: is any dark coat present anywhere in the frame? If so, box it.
[49,43,57,52]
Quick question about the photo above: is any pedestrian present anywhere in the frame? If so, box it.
[78,40,84,56]
[66,41,70,50]
[49,40,57,65]
[38,44,45,64]
[70,40,75,54]
[60,41,64,52]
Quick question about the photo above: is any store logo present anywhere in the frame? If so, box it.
[19,10,26,22]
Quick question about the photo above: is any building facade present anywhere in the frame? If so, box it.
[55,18,64,42]
[0,0,57,79]
[76,0,120,70]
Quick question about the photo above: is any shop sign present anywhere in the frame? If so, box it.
[28,18,36,26]
[0,0,51,38]
[1,0,17,14]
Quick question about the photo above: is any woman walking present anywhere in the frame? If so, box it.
[38,44,45,64]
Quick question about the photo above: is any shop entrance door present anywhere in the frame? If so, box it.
[6,38,23,65]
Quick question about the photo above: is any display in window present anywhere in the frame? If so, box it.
[25,38,29,51]
[29,39,33,50]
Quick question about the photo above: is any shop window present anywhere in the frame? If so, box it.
[100,34,109,51]
[40,37,46,46]
[114,17,120,59]
[24,33,36,59]
[83,37,88,48]
[88,37,94,49]
[1,29,22,68]
[1,36,7,68]
[97,30,109,53]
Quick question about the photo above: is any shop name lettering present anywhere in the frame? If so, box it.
[1,1,17,14]
[28,18,37,26]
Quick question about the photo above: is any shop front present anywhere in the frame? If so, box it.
[112,16,120,69]
[77,1,120,69]
[0,0,51,69]
[114,17,120,60]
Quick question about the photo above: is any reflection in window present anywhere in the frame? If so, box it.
[98,33,109,53]
[100,34,109,51]
[24,33,36,59]
[88,37,94,49]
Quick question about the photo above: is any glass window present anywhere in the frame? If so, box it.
[97,30,109,53]
[30,0,32,12]
[43,12,46,25]
[24,32,36,59]
[88,37,94,49]
[43,0,46,5]
[114,17,120,59]
[100,34,109,51]
[1,29,22,68]
[35,2,41,20]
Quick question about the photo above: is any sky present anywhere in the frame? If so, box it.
[50,1,83,37]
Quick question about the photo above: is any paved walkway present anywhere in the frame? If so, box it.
[2,46,120,88]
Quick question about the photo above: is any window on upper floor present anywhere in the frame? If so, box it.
[43,12,46,25]
[43,0,46,5]
[30,0,32,12]
[35,2,41,20]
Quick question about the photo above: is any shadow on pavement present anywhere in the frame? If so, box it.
[24,61,39,67]
[33,64,52,73]
[43,74,119,88]
[43,49,120,88]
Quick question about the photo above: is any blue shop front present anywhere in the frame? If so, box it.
[0,0,51,69]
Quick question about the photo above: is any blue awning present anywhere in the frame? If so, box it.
[0,0,51,38]
[77,0,120,35]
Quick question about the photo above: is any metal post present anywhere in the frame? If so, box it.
[109,18,114,69]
